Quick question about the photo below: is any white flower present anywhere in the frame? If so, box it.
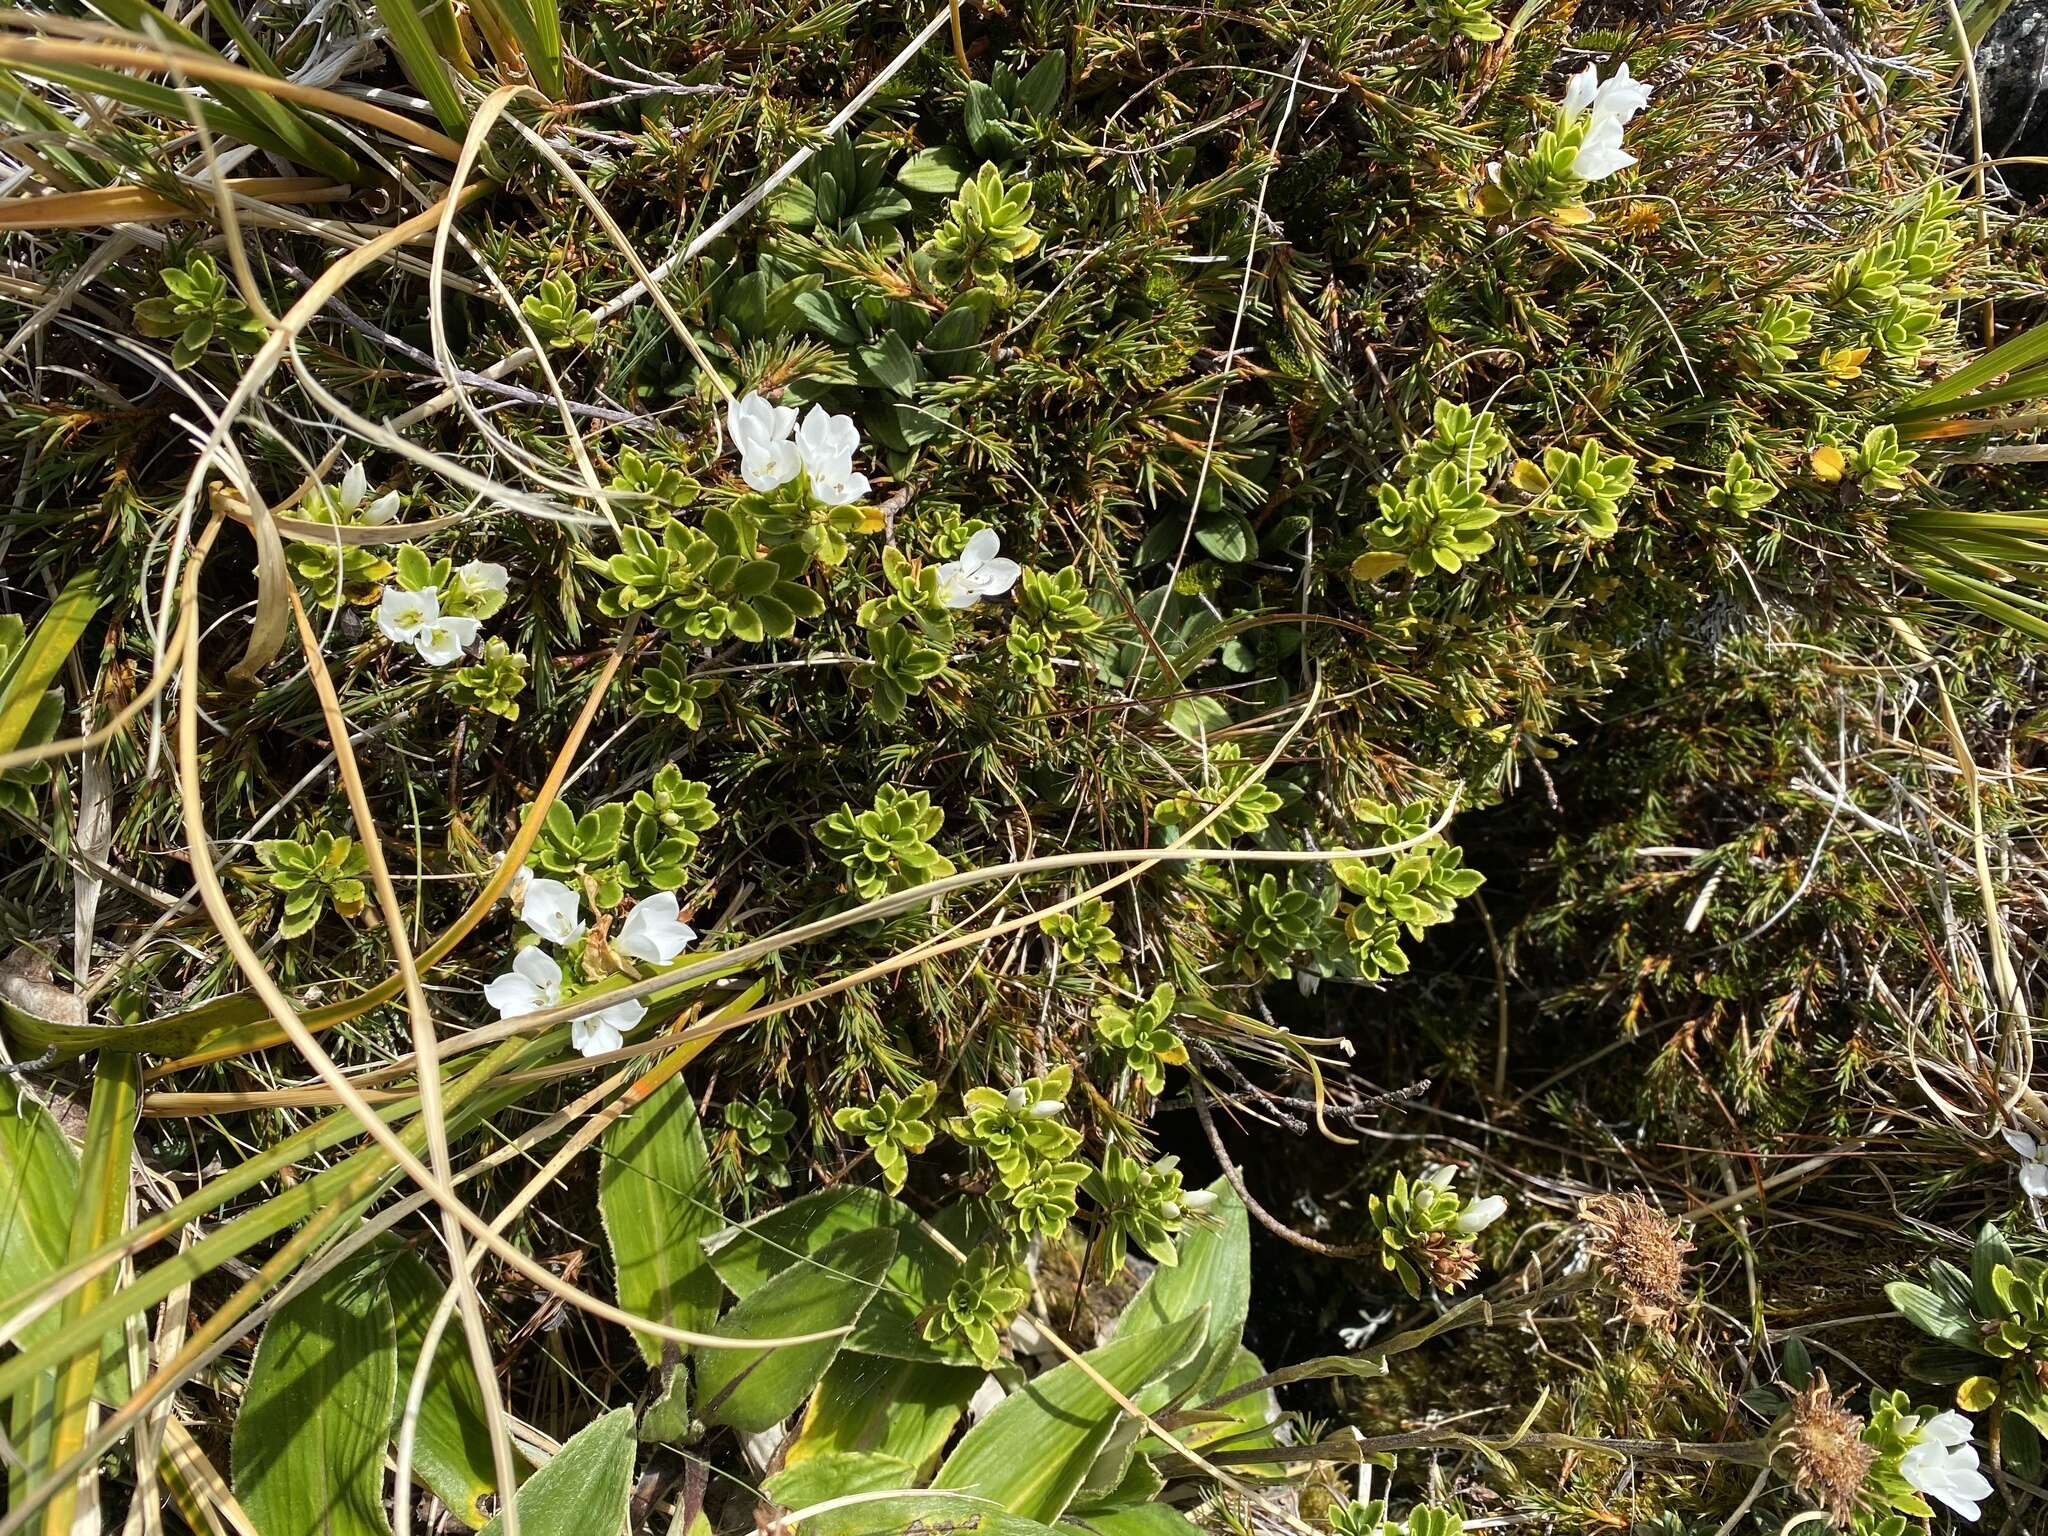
[456,560,509,600]
[727,391,801,492]
[791,405,870,507]
[414,613,481,667]
[796,404,860,474]
[808,458,872,507]
[1421,1163,1460,1191]
[483,947,562,1019]
[1558,62,1651,183]
[1028,1099,1066,1119]
[377,585,438,644]
[1571,114,1636,182]
[335,462,401,525]
[615,892,697,965]
[935,528,1022,610]
[1181,1188,1219,1214]
[570,994,647,1058]
[520,878,585,945]
[2005,1128,2048,1199]
[1455,1194,1508,1234]
[1900,1410,1991,1522]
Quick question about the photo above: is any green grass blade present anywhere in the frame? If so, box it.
[371,0,472,134]
[1894,318,2048,416]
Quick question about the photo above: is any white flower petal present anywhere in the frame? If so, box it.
[415,615,481,666]
[796,404,860,474]
[483,948,562,1019]
[595,996,648,1035]
[376,586,438,644]
[1561,63,1600,118]
[935,562,980,610]
[2023,1163,2048,1199]
[809,465,871,507]
[1922,1412,1974,1449]
[972,556,1021,597]
[340,462,368,512]
[570,1018,624,1058]
[2003,1127,2040,1160]
[1571,139,1636,183]
[458,560,509,596]
[961,527,1002,571]
[617,892,697,965]
[520,878,585,944]
[1592,63,1652,126]
[1455,1195,1508,1234]
[741,441,802,493]
[362,491,401,526]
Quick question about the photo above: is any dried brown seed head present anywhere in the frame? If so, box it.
[1775,1372,1872,1526]
[1579,1191,1692,1330]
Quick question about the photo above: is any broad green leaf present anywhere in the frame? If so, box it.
[786,1354,981,1473]
[478,1407,635,1536]
[1885,1280,1980,1348]
[1193,512,1255,564]
[38,1052,139,1536]
[0,569,97,760]
[761,1494,1060,1536]
[1119,1177,1248,1404]
[599,1072,723,1364]
[1172,1346,1279,1453]
[1070,1507,1205,1535]
[1972,1222,2018,1317]
[932,1311,1207,1520]
[1014,53,1067,118]
[2,1079,103,1514]
[697,1228,897,1433]
[762,1451,919,1511]
[706,1188,960,1360]
[897,146,970,195]
[387,1251,503,1527]
[0,1082,78,1349]
[857,332,922,397]
[233,1248,398,1536]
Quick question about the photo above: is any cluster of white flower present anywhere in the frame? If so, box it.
[726,391,870,506]
[485,880,698,1058]
[375,560,507,666]
[1422,1163,1509,1234]
[2003,1124,2048,1200]
[1558,62,1651,183]
[328,462,400,525]
[1899,1410,1992,1521]
[934,527,1021,610]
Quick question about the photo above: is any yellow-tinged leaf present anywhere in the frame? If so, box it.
[1350,550,1406,582]
[1958,1375,1999,1412]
